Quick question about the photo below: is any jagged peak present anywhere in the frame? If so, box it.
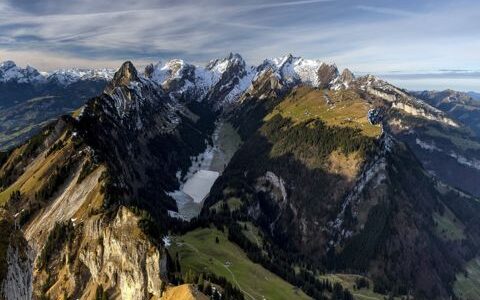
[341,68,355,80]
[206,52,246,73]
[117,61,139,81]
[0,60,17,70]
[227,52,244,61]
[110,61,139,88]
[0,60,44,83]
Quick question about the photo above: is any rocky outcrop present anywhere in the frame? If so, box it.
[0,209,33,300]
[32,206,167,299]
[391,102,459,127]
[2,240,33,300]
[160,284,208,300]
[339,68,354,86]
[362,76,459,127]
[317,63,339,89]
[76,206,167,300]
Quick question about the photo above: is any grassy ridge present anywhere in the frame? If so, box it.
[265,87,382,138]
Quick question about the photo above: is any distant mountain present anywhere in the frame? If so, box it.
[0,60,114,87]
[467,91,480,100]
[0,61,115,150]
[405,89,480,196]
[1,54,479,300]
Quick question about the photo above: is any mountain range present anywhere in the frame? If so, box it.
[0,61,115,150]
[0,54,479,300]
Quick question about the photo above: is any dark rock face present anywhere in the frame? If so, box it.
[144,63,155,79]
[340,68,355,85]
[317,63,339,88]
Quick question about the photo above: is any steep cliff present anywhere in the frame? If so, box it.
[0,209,33,300]
[33,206,167,300]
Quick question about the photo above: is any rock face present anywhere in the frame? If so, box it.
[0,209,33,300]
[78,61,216,219]
[317,63,339,89]
[339,68,354,86]
[2,241,33,300]
[77,206,166,300]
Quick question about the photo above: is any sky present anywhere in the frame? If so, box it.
[0,0,479,91]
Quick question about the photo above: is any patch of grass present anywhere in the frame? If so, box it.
[265,87,381,138]
[170,227,311,300]
[210,197,243,213]
[318,274,396,300]
[454,257,480,300]
[433,209,465,241]
[238,222,263,249]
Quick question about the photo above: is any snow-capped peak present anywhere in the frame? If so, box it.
[47,68,115,86]
[146,53,250,104]
[0,60,45,84]
[206,52,245,74]
[0,60,114,85]
[0,60,16,70]
[257,55,339,88]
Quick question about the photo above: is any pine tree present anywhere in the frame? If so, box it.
[197,273,205,291]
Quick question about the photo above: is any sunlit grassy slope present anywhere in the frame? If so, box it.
[264,87,382,138]
[170,227,311,300]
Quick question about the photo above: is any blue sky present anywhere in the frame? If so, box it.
[0,0,479,91]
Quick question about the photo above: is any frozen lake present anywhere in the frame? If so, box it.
[183,170,220,203]
[169,121,241,220]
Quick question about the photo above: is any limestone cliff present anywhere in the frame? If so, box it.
[34,206,167,300]
[0,209,33,300]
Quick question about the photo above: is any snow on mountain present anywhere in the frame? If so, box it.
[146,53,253,105]
[223,67,256,104]
[0,60,45,84]
[47,68,115,85]
[0,60,115,86]
[257,54,339,88]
